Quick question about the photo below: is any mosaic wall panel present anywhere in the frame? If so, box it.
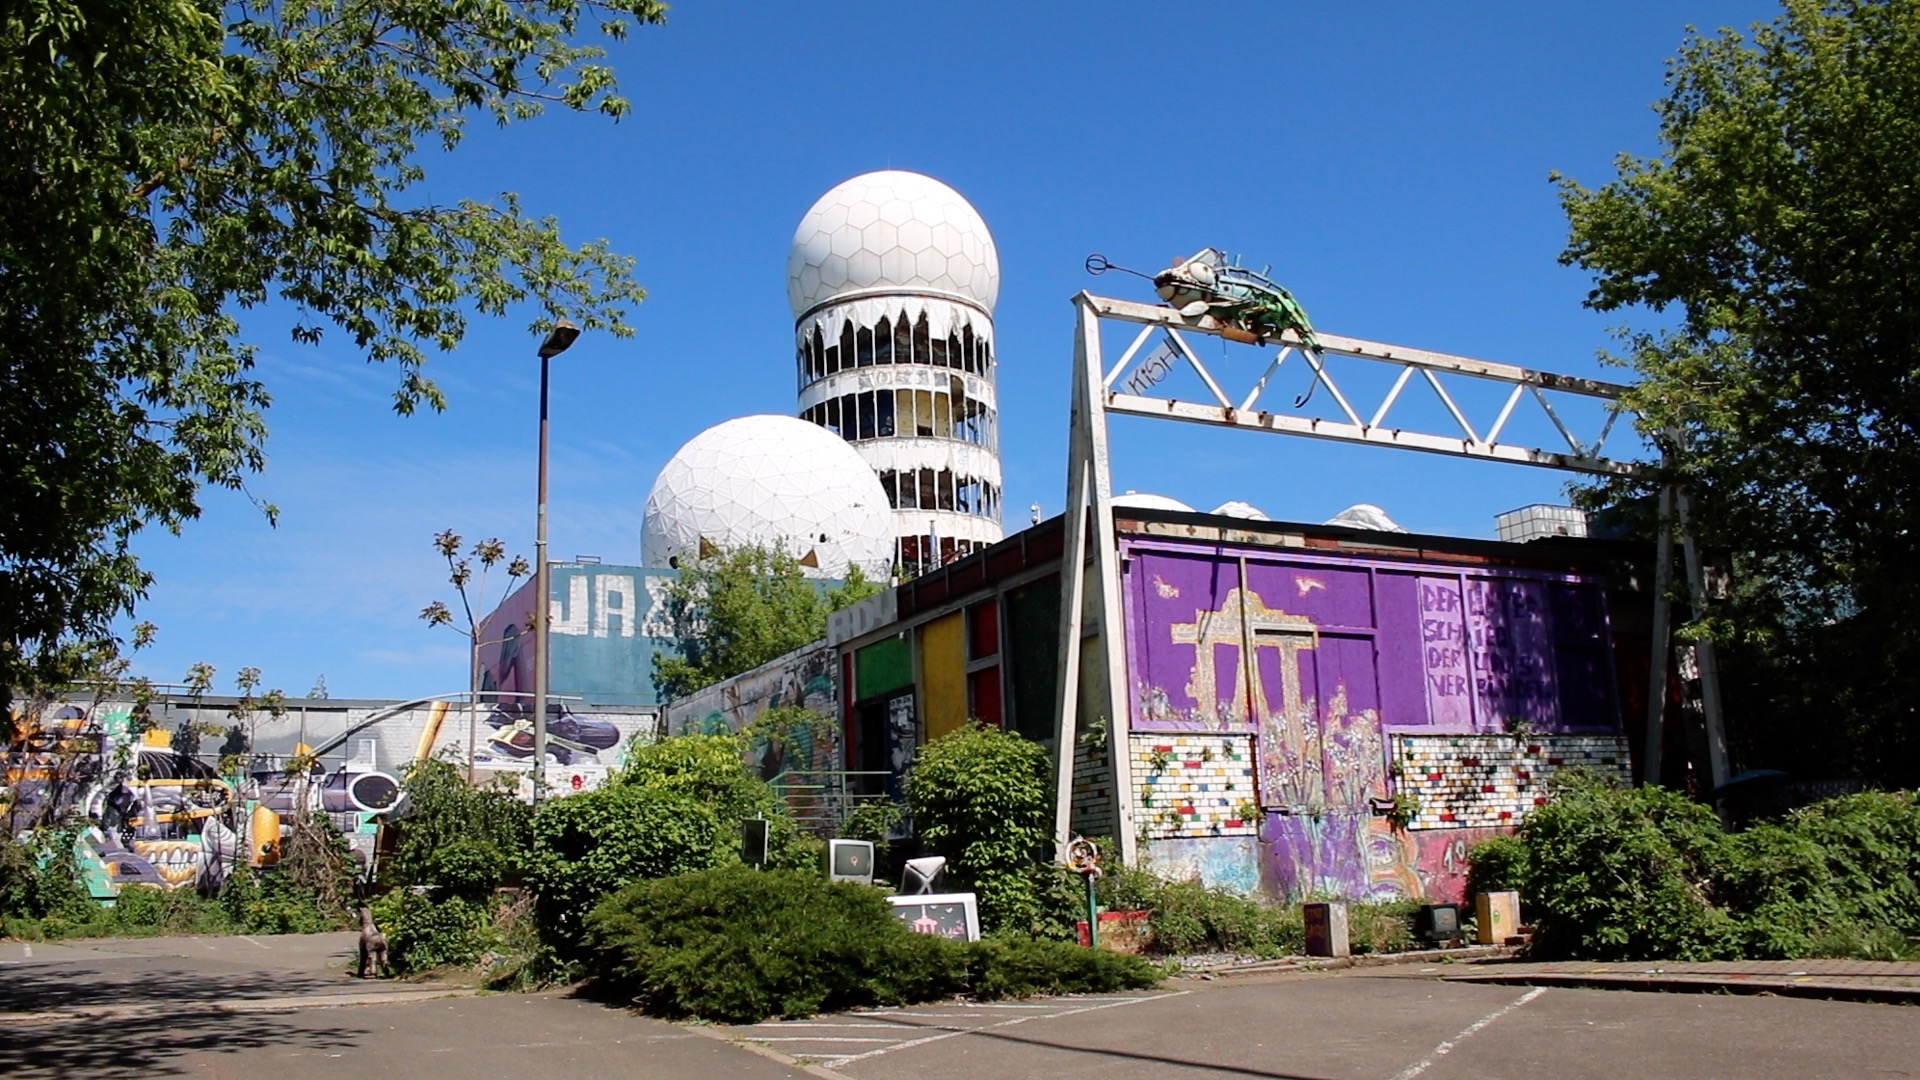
[1393,733,1631,830]
[1130,733,1258,840]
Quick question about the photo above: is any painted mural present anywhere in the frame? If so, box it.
[662,642,840,780]
[4,694,659,897]
[1122,539,1623,902]
[477,561,681,709]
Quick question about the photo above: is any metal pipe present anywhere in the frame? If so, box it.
[533,350,551,805]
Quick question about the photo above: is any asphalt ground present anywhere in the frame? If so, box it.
[731,968,1920,1080]
[4,934,1917,1080]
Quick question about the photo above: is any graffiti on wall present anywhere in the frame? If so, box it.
[1260,815,1503,904]
[477,562,681,709]
[664,643,840,779]
[5,695,660,897]
[1123,541,1621,902]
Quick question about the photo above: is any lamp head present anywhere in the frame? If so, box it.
[538,319,581,359]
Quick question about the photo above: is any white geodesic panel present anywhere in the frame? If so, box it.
[787,170,1000,316]
[641,415,895,579]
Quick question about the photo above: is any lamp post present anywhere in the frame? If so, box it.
[531,318,580,806]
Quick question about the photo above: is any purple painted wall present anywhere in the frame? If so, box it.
[1120,537,1621,900]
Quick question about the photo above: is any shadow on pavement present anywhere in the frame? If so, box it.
[0,960,370,1014]
[0,1008,364,1080]
[920,1023,1342,1080]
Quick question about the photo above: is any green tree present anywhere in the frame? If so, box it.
[1557,0,1920,784]
[653,545,879,699]
[2,0,663,708]
[905,723,1053,934]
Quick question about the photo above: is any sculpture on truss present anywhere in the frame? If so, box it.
[1087,248,1322,350]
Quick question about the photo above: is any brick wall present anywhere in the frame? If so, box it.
[1393,733,1631,830]
[1070,730,1116,840]
[1130,733,1259,840]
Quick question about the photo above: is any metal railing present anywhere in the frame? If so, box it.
[767,770,897,835]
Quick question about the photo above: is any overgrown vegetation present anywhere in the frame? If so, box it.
[653,544,878,699]
[1560,0,1920,786]
[586,865,1159,1023]
[906,722,1053,935]
[1476,775,1920,961]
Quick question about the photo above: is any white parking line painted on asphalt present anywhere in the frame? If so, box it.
[751,1037,901,1043]
[238,936,271,949]
[1389,986,1548,1080]
[819,991,1191,1069]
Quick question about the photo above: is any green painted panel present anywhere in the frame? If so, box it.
[856,636,913,700]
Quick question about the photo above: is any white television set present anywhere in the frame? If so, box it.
[825,838,875,884]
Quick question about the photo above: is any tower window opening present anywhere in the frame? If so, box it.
[919,467,937,510]
[937,468,955,511]
[895,389,915,437]
[895,313,912,366]
[933,392,952,438]
[962,325,976,374]
[875,316,893,364]
[825,342,841,375]
[913,314,931,366]
[915,390,936,436]
[840,321,856,371]
[898,468,918,509]
[878,469,897,507]
[824,398,842,437]
[839,394,857,439]
[856,325,875,368]
[930,331,948,368]
[876,389,895,437]
[857,391,877,440]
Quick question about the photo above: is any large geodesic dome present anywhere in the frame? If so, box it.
[641,415,895,579]
[786,170,1000,316]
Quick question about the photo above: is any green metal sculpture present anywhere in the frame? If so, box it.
[1149,247,1322,351]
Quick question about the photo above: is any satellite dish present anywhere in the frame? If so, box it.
[901,855,947,895]
[1179,300,1210,317]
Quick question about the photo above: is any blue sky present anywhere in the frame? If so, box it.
[120,0,1778,701]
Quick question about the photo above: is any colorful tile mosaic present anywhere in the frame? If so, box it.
[1129,733,1259,840]
[1392,733,1631,830]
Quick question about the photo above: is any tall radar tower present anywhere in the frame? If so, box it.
[788,170,1003,576]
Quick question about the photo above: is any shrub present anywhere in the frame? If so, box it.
[1517,775,1738,961]
[527,784,723,948]
[1348,900,1419,955]
[906,723,1052,934]
[1513,777,1919,961]
[372,889,498,973]
[586,865,1158,1023]
[1465,834,1529,902]
[0,827,91,922]
[388,757,533,893]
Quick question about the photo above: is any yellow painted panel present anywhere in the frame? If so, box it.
[921,612,968,742]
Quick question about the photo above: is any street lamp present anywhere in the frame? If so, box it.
[531,318,579,805]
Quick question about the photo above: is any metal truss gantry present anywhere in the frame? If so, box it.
[1050,291,1727,863]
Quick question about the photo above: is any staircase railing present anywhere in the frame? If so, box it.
[766,770,897,835]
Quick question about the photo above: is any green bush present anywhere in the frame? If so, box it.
[0,828,92,923]
[372,889,498,973]
[586,865,1158,1023]
[906,723,1052,934]
[389,757,533,893]
[1465,834,1530,901]
[527,784,724,947]
[1348,900,1419,955]
[1514,777,1919,961]
[1036,846,1304,958]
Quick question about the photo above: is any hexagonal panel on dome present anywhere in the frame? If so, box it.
[641,415,895,580]
[787,170,999,315]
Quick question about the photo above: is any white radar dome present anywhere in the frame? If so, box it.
[787,170,1000,316]
[642,415,895,579]
[1113,491,1195,512]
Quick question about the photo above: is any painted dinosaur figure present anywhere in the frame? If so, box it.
[1152,248,1322,351]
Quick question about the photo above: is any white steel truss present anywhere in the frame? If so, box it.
[1051,291,1725,863]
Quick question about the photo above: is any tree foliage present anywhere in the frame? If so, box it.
[905,722,1053,934]
[2,0,663,701]
[1558,0,1920,783]
[653,545,879,699]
